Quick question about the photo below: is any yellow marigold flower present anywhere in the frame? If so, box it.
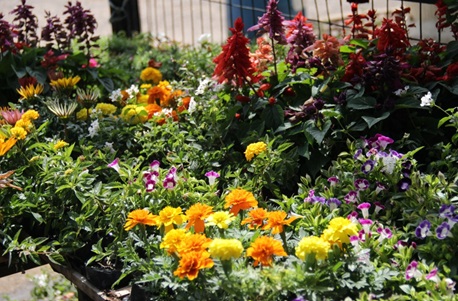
[16,84,44,101]
[54,140,69,150]
[140,67,162,84]
[241,208,268,229]
[184,203,214,233]
[121,105,148,124]
[208,238,244,261]
[160,228,189,255]
[50,76,81,91]
[206,211,235,229]
[173,250,214,280]
[295,236,331,261]
[156,206,187,233]
[21,109,39,122]
[224,188,258,215]
[140,83,152,90]
[15,119,32,132]
[176,233,212,256]
[246,236,287,267]
[10,126,27,140]
[321,217,358,245]
[0,137,17,156]
[76,108,91,121]
[262,210,300,235]
[124,208,157,231]
[244,141,267,161]
[95,103,117,116]
[137,94,149,104]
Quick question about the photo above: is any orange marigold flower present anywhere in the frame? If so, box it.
[160,228,189,255]
[147,85,170,105]
[173,250,214,280]
[224,188,258,215]
[155,206,187,233]
[176,233,212,256]
[185,203,214,233]
[145,103,162,119]
[262,211,300,235]
[246,236,287,267]
[241,208,268,229]
[124,209,157,231]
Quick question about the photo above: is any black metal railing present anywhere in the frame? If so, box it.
[112,0,446,45]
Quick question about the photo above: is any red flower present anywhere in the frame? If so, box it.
[213,18,260,87]
[374,18,410,55]
[341,51,366,84]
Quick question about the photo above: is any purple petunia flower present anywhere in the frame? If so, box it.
[145,179,157,192]
[397,178,412,192]
[327,198,342,210]
[375,134,394,150]
[375,182,386,195]
[436,222,452,240]
[426,268,440,283]
[415,220,431,239]
[345,191,358,204]
[353,148,364,160]
[247,0,287,44]
[163,174,177,190]
[304,189,315,203]
[205,170,220,185]
[348,211,359,223]
[357,202,371,218]
[446,215,458,228]
[311,196,326,204]
[439,204,456,219]
[361,160,375,174]
[354,178,370,191]
[108,158,120,173]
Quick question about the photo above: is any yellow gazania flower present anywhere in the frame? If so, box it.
[54,140,69,150]
[50,76,81,91]
[208,238,244,261]
[244,141,267,161]
[173,250,214,280]
[21,109,40,122]
[295,236,331,261]
[15,119,33,133]
[16,84,44,101]
[246,236,287,267]
[140,67,162,84]
[124,208,157,231]
[206,211,235,229]
[155,206,187,233]
[0,137,17,156]
[10,126,27,140]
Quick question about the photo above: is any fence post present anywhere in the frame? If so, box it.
[109,0,141,37]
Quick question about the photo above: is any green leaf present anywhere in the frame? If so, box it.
[262,104,284,130]
[347,96,376,110]
[47,252,66,265]
[306,120,331,144]
[362,112,390,128]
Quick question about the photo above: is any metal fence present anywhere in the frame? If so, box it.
[131,0,446,45]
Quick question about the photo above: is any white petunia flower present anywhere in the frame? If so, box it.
[420,91,434,107]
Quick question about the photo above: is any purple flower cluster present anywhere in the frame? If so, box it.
[10,0,38,47]
[415,205,457,240]
[247,0,286,44]
[304,189,342,210]
[0,13,17,52]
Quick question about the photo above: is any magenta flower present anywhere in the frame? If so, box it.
[163,167,178,190]
[375,134,394,150]
[0,108,24,125]
[108,158,120,173]
[149,160,160,172]
[247,0,287,44]
[205,170,220,185]
[348,211,359,223]
[357,202,371,218]
[426,268,440,283]
[327,176,339,186]
[354,178,370,191]
[374,202,385,214]
[345,191,358,204]
[143,170,159,183]
[359,218,373,235]
[304,189,315,203]
[145,179,157,192]
[377,226,393,241]
[405,261,422,280]
[375,183,386,195]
